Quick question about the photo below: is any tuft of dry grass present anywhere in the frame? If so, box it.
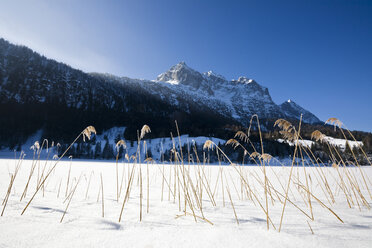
[226,139,240,149]
[140,125,151,139]
[82,126,97,142]
[325,117,343,130]
[234,131,248,143]
[274,119,294,132]
[203,140,214,151]
[311,130,326,143]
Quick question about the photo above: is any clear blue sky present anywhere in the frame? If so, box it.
[1,0,371,132]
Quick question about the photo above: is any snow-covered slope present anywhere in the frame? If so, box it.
[277,136,363,150]
[155,62,283,120]
[279,99,320,124]
[155,62,307,121]
[1,159,371,248]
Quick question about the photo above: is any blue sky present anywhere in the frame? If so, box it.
[1,0,371,132]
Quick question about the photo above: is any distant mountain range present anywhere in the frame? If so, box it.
[0,38,320,147]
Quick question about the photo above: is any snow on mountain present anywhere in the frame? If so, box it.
[277,136,363,150]
[152,62,316,122]
[0,126,226,161]
[92,62,320,126]
[95,127,226,162]
[279,99,320,124]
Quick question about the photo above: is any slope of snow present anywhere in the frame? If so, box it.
[279,100,320,124]
[0,127,226,162]
[0,159,371,248]
[277,136,363,150]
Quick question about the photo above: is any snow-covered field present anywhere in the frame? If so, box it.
[0,159,371,248]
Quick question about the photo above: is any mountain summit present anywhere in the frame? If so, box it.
[279,99,320,123]
[152,62,319,123]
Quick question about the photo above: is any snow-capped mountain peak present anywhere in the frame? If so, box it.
[279,100,320,124]
[235,76,254,84]
[156,62,204,87]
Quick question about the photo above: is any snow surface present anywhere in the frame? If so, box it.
[0,159,371,248]
[277,136,363,150]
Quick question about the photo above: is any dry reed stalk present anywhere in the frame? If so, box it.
[175,121,189,214]
[115,140,126,202]
[65,161,72,198]
[1,152,24,215]
[267,184,312,220]
[177,178,198,222]
[299,139,336,203]
[144,157,154,214]
[135,125,150,221]
[183,165,204,216]
[85,171,94,200]
[307,220,314,234]
[195,144,216,206]
[212,165,221,198]
[20,149,37,201]
[60,174,82,223]
[297,183,343,223]
[298,146,314,220]
[327,118,372,200]
[216,149,225,207]
[22,126,96,215]
[345,128,372,166]
[155,163,175,198]
[204,139,277,229]
[100,173,104,218]
[198,164,216,206]
[225,179,239,225]
[121,156,131,197]
[168,161,172,201]
[118,162,137,222]
[1,175,14,216]
[97,183,101,203]
[278,116,302,232]
[248,115,269,230]
[139,163,143,221]
[57,178,62,198]
[63,178,77,204]
[226,169,242,201]
[175,212,213,225]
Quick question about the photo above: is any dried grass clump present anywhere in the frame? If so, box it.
[250,151,260,159]
[274,119,294,132]
[144,157,154,163]
[203,140,214,151]
[234,131,248,143]
[325,118,343,129]
[82,126,97,141]
[311,130,326,143]
[140,125,151,139]
[261,153,272,163]
[116,140,127,149]
[226,139,240,149]
[279,131,296,142]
